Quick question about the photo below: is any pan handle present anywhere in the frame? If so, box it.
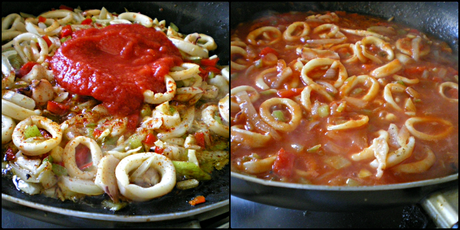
[421,186,458,228]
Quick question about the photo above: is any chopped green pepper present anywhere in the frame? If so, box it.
[172,161,211,181]
[24,125,42,139]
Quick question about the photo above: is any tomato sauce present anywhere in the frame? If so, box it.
[51,24,183,116]
[231,11,458,186]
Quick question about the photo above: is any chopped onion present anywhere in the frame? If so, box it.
[411,36,421,61]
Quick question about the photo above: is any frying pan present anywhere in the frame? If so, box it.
[1,1,229,226]
[231,1,458,214]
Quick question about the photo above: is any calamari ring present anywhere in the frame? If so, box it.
[300,83,334,112]
[230,85,260,111]
[301,58,348,88]
[63,136,103,180]
[283,21,310,41]
[12,115,62,156]
[39,10,75,25]
[361,36,394,63]
[383,83,407,111]
[202,104,229,137]
[184,33,217,50]
[2,114,15,144]
[340,28,390,41]
[157,106,194,140]
[115,152,176,202]
[242,155,277,174]
[2,13,25,32]
[117,12,153,27]
[259,98,302,132]
[392,146,435,173]
[231,45,249,71]
[339,75,379,101]
[143,75,176,104]
[327,114,369,131]
[25,17,60,36]
[169,37,209,58]
[255,66,277,90]
[370,59,403,78]
[168,63,200,81]
[313,23,340,38]
[247,26,282,46]
[392,74,420,85]
[405,117,454,141]
[13,32,49,63]
[438,82,458,103]
[351,130,388,161]
[60,176,104,195]
[231,125,271,148]
[395,36,430,58]
[330,43,356,63]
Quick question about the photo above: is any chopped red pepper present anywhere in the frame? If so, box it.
[195,132,206,148]
[75,144,91,170]
[143,133,157,145]
[60,25,73,38]
[81,18,92,25]
[4,147,16,161]
[16,61,39,78]
[47,101,69,115]
[38,16,47,23]
[200,58,219,67]
[189,195,206,206]
[42,35,53,47]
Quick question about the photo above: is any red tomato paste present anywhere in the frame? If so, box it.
[51,24,183,115]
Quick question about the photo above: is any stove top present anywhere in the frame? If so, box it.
[230,196,436,228]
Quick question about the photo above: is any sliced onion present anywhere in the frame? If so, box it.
[235,91,282,140]
[411,36,421,61]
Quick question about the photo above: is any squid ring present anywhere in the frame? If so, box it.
[327,115,369,130]
[392,146,435,173]
[301,83,334,112]
[301,58,348,88]
[13,32,49,63]
[339,75,379,101]
[115,152,176,202]
[202,104,229,137]
[247,26,282,46]
[143,75,176,104]
[39,10,75,25]
[2,114,16,144]
[168,63,200,81]
[63,136,103,180]
[255,66,277,90]
[12,115,62,156]
[117,12,153,27]
[231,125,271,148]
[361,36,394,63]
[230,85,260,112]
[438,82,458,103]
[405,117,453,141]
[383,83,407,111]
[283,21,310,41]
[370,59,403,78]
[259,97,302,132]
[231,46,249,71]
[313,23,340,38]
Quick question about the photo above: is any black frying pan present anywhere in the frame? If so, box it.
[231,1,458,212]
[2,2,229,226]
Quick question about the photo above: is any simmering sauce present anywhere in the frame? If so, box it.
[51,24,183,116]
[231,11,458,186]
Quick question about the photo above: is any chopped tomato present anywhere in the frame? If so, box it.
[277,88,303,98]
[200,58,219,67]
[60,25,73,38]
[189,195,206,206]
[195,132,206,148]
[81,18,92,25]
[126,113,140,133]
[199,66,221,81]
[17,61,39,78]
[47,101,69,115]
[272,148,295,178]
[259,47,279,57]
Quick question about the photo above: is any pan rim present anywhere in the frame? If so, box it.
[231,171,458,191]
[2,193,229,222]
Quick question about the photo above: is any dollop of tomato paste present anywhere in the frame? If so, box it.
[51,24,183,115]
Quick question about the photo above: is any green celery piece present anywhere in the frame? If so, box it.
[172,161,211,181]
